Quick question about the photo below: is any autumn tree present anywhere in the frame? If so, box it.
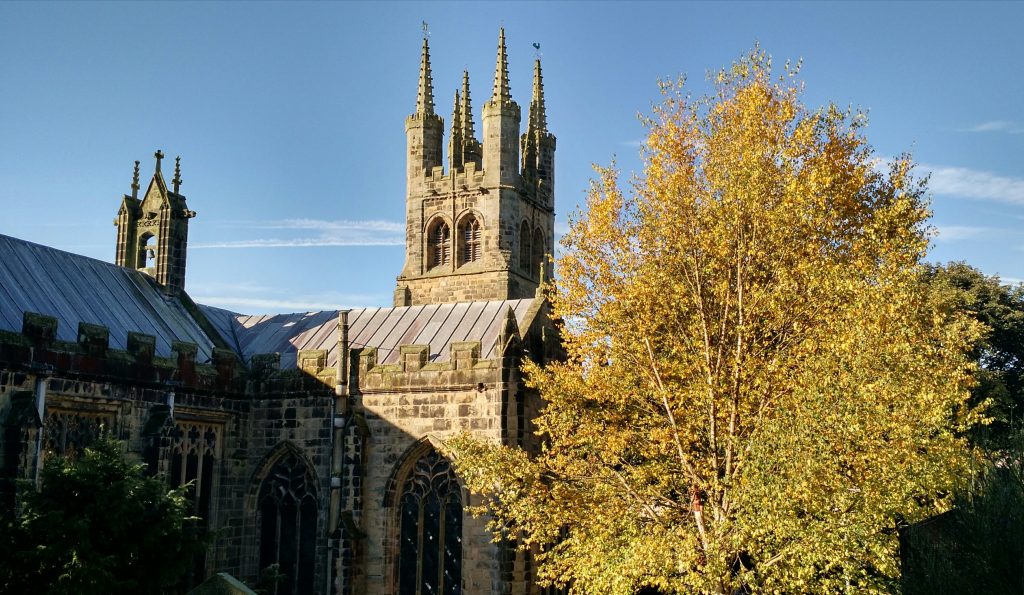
[448,49,982,594]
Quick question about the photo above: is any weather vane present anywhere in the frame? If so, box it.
[532,42,542,60]
[422,21,429,39]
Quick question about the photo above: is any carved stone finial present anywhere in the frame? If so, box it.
[131,160,140,198]
[173,156,182,193]
[154,149,164,173]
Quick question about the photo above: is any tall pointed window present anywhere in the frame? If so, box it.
[531,227,545,280]
[166,422,221,584]
[257,452,318,595]
[460,217,481,265]
[427,219,451,270]
[519,221,532,274]
[398,449,462,595]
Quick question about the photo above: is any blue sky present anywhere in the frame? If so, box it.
[1,1,1022,314]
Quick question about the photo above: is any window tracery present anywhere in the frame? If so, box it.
[398,449,462,595]
[257,451,318,595]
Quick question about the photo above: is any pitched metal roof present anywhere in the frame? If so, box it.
[198,299,539,370]
[0,234,218,361]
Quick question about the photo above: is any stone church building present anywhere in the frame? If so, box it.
[0,30,561,594]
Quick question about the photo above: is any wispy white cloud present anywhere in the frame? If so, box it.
[924,164,1024,205]
[554,221,570,236]
[957,121,1024,134]
[1000,276,1024,287]
[193,218,405,249]
[933,225,993,241]
[193,238,402,249]
[250,218,405,232]
[622,139,645,148]
[193,293,387,314]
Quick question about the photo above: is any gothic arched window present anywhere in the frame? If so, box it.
[531,227,545,280]
[427,219,451,270]
[460,217,481,265]
[398,449,462,595]
[257,452,318,595]
[519,221,532,273]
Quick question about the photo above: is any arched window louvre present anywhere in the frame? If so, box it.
[531,227,545,280]
[519,222,532,273]
[461,217,481,265]
[428,220,451,270]
[398,449,462,595]
[257,452,318,595]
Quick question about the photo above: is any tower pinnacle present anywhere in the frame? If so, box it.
[131,160,140,199]
[491,28,511,104]
[173,156,182,193]
[449,90,463,173]
[460,70,476,141]
[529,59,547,134]
[415,37,436,115]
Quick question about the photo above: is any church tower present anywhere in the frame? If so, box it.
[395,29,556,306]
[114,150,196,295]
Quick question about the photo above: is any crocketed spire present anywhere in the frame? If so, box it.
[529,59,547,134]
[460,70,476,141]
[449,90,463,172]
[415,37,436,115]
[491,28,511,104]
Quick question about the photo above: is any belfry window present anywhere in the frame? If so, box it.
[519,221,532,273]
[398,449,462,595]
[257,452,318,595]
[428,220,451,270]
[460,217,481,265]
[138,233,157,271]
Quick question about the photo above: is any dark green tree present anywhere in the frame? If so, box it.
[924,262,1024,448]
[902,263,1024,593]
[0,435,207,595]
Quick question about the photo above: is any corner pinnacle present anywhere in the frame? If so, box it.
[491,28,511,104]
[131,160,140,198]
[530,59,547,134]
[172,156,182,193]
[460,70,476,141]
[415,37,436,115]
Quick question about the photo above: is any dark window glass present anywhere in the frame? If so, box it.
[398,449,462,595]
[257,452,318,595]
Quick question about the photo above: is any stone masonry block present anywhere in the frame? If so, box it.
[298,349,327,374]
[22,311,57,346]
[77,322,110,356]
[399,345,429,372]
[450,341,480,370]
[127,332,156,363]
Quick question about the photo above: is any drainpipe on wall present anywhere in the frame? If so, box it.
[328,310,350,593]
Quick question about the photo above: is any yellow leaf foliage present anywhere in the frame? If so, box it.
[446,48,982,595]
